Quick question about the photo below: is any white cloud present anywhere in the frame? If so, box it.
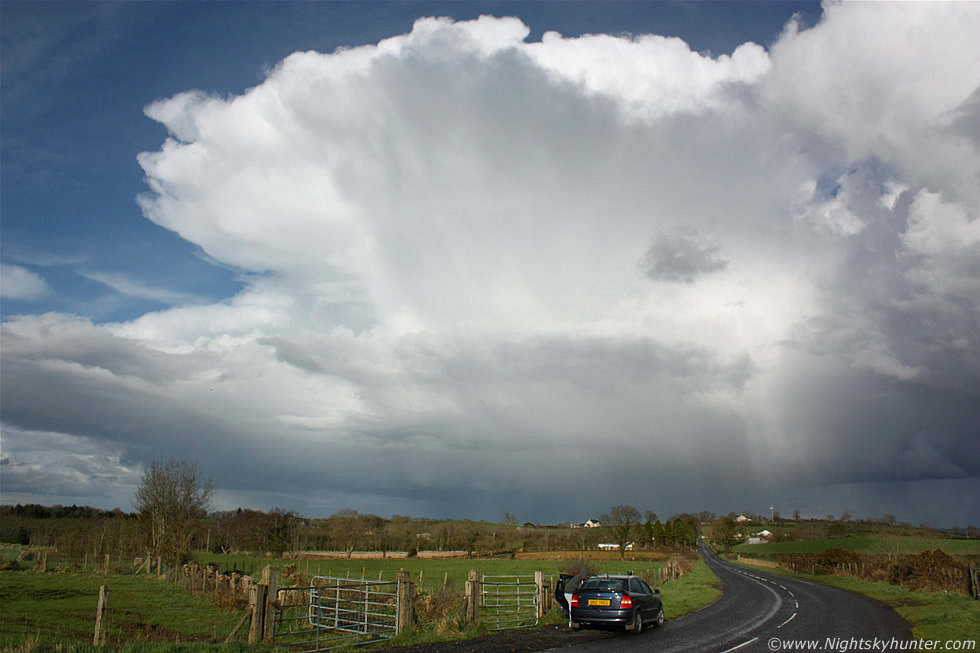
[762,1,980,205]
[900,190,980,299]
[80,270,204,305]
[1,263,50,299]
[527,31,770,120]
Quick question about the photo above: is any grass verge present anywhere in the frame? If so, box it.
[657,559,722,620]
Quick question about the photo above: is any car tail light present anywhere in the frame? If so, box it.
[620,594,633,609]
[570,594,579,607]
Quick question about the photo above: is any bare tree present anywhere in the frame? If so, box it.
[601,505,641,559]
[332,508,362,558]
[133,458,213,568]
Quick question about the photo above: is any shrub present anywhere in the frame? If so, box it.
[890,549,968,593]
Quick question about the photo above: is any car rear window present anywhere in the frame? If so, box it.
[581,578,625,592]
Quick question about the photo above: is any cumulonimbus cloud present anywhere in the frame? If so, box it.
[3,5,979,524]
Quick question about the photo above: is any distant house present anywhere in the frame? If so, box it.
[574,518,602,528]
[597,542,634,551]
[745,530,772,545]
[735,514,752,523]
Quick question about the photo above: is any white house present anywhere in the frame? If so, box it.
[597,542,634,551]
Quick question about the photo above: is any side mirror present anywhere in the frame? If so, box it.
[654,589,661,594]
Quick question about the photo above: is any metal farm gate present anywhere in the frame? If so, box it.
[481,574,540,631]
[271,576,401,651]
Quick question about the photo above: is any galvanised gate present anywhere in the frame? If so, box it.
[480,573,540,631]
[271,575,402,651]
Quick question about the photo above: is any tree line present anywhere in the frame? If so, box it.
[1,460,709,568]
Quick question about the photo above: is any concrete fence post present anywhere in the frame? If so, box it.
[396,568,415,634]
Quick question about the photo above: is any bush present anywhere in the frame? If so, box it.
[890,549,967,593]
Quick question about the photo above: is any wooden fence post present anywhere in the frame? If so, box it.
[262,565,280,642]
[396,568,415,634]
[93,584,109,646]
[464,570,481,623]
[104,554,110,575]
[535,571,549,619]
[248,581,267,643]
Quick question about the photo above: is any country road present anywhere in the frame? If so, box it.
[552,544,912,653]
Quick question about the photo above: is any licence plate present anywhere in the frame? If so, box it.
[588,599,610,606]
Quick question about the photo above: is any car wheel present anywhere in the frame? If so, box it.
[630,609,643,634]
[654,606,665,627]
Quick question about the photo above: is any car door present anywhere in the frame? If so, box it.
[640,579,662,619]
[628,577,654,619]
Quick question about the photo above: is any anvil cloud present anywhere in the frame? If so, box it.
[2,2,978,526]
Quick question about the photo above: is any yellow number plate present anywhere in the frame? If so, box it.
[588,599,610,606]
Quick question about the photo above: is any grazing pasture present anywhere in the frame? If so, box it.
[0,570,243,649]
[193,550,670,592]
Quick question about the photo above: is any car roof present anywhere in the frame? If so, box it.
[581,575,646,584]
[588,574,635,579]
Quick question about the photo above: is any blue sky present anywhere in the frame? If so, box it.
[2,1,979,528]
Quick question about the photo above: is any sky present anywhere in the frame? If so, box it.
[2,1,979,529]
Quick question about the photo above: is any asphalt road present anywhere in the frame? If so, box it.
[551,544,912,653]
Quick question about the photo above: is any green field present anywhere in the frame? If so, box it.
[0,546,20,565]
[0,570,246,650]
[733,535,980,556]
[192,551,670,593]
